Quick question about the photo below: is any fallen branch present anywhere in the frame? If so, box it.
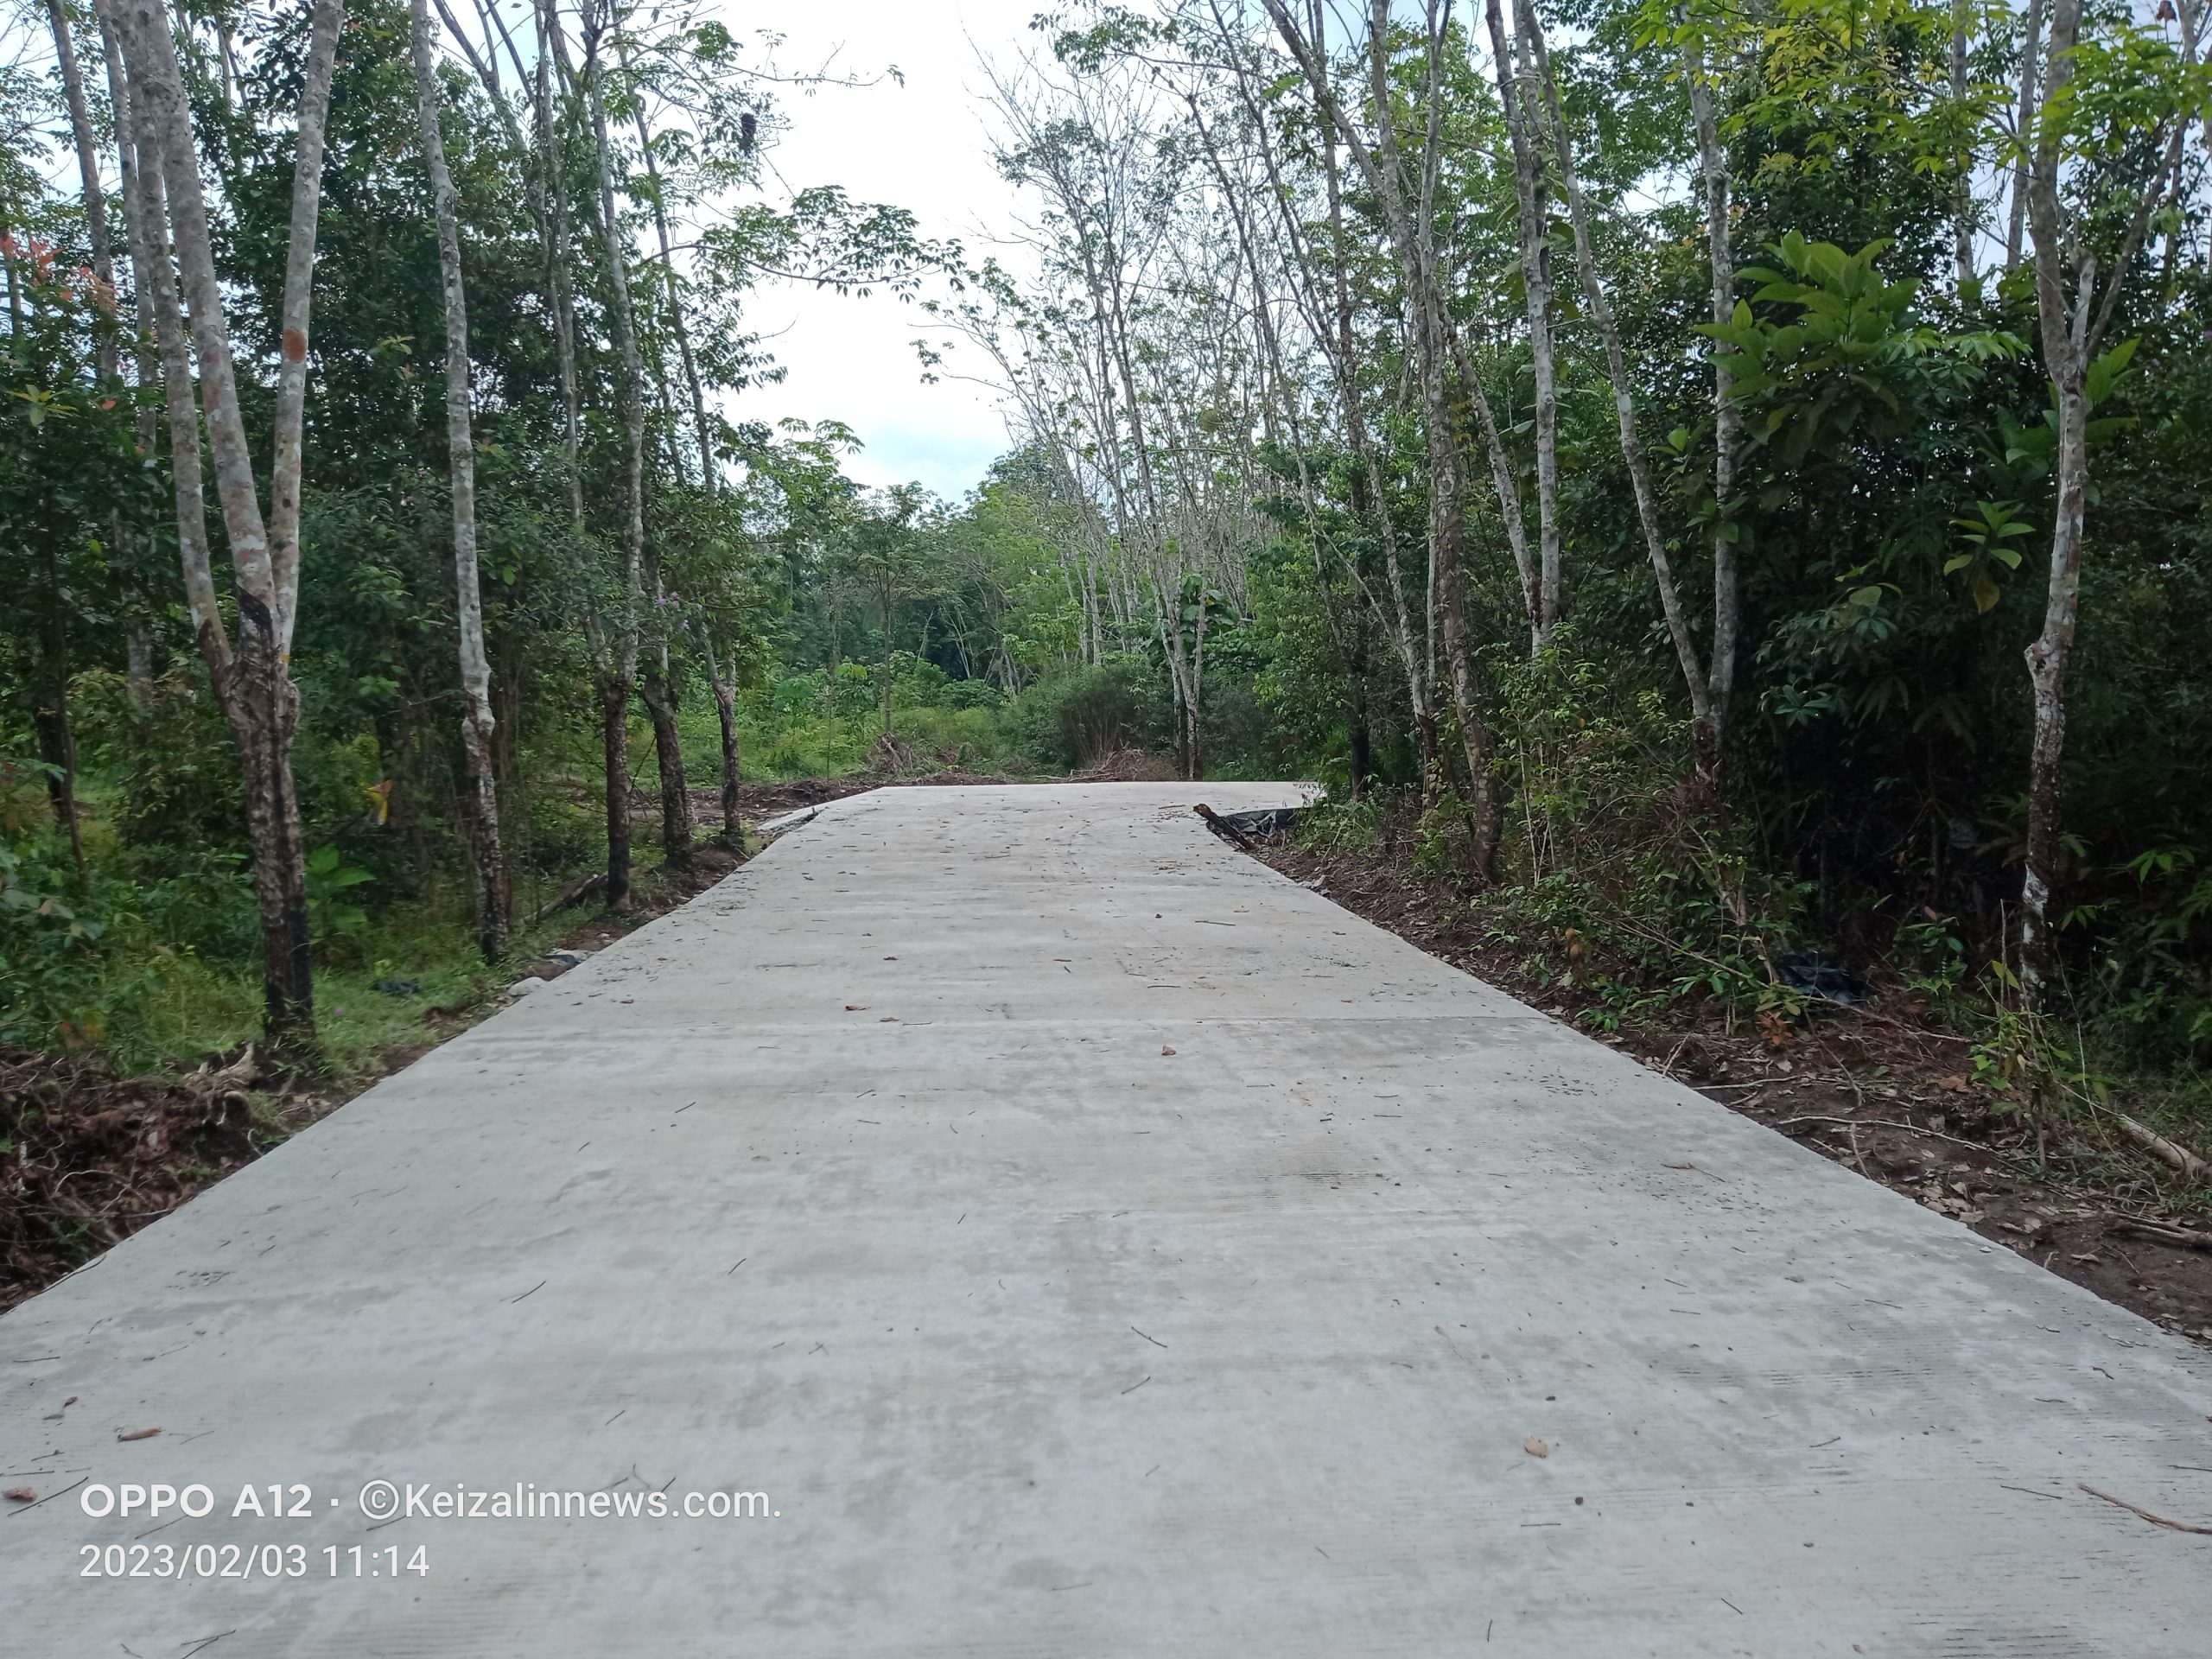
[1767,1115,1990,1154]
[2111,1218,2212,1253]
[2114,1115,2211,1184]
[529,871,605,925]
[2077,1483,2212,1535]
[1193,803,1255,849]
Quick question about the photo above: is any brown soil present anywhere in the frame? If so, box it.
[1243,827,2212,1350]
[0,841,753,1313]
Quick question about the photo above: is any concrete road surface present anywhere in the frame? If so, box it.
[4,782,2209,1656]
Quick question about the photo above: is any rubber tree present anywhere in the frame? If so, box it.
[1262,0,1507,874]
[582,0,648,906]
[112,0,346,1062]
[1517,0,1738,798]
[90,0,161,706]
[2014,0,2193,1005]
[411,0,511,961]
[1483,0,1562,648]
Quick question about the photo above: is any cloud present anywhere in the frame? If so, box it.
[718,1,1040,500]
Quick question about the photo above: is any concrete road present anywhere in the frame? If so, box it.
[4,782,2209,1656]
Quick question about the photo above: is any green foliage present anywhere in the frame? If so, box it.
[1016,659,1165,770]
[0,842,108,1048]
[1463,653,1805,1031]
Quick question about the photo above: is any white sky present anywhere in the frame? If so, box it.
[723,1,1045,502]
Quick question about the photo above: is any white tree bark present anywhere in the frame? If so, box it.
[114,0,346,1057]
[412,0,510,961]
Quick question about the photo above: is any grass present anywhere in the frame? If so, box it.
[65,888,601,1083]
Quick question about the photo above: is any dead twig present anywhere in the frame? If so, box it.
[1768,1115,1991,1154]
[529,870,606,925]
[2111,1218,2212,1253]
[2077,1483,2212,1535]
[2113,1116,2211,1184]
[1193,803,1255,849]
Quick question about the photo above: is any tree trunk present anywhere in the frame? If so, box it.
[92,0,162,708]
[583,0,645,906]
[1486,0,1560,645]
[2006,0,2044,270]
[620,40,716,493]
[532,0,586,528]
[699,631,741,846]
[598,671,633,910]
[1264,0,1501,872]
[1520,0,1724,797]
[2017,0,2086,1006]
[639,664,693,869]
[412,0,509,962]
[1951,0,1975,294]
[46,0,116,380]
[116,0,344,1063]
[1681,31,1740,790]
[2014,0,2179,1004]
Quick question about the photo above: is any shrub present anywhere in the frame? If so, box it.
[1018,658,1165,770]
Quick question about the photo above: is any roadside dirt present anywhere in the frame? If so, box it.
[1243,828,2212,1350]
[0,841,754,1313]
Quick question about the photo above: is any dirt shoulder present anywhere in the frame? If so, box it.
[1243,830,2212,1350]
[1,841,753,1313]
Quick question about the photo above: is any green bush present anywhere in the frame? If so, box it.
[1017,658,1166,770]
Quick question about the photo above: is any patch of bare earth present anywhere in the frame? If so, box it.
[1244,829,2212,1350]
[0,839,757,1313]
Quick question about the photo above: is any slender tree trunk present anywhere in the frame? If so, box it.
[412,0,509,961]
[1952,0,1976,294]
[638,666,691,868]
[28,3,99,842]
[1520,0,1725,795]
[698,629,741,845]
[2018,0,2088,1006]
[95,0,163,709]
[596,671,632,907]
[46,0,116,381]
[2006,0,2044,270]
[1486,0,1560,645]
[1266,0,1501,864]
[116,0,345,1062]
[620,40,716,493]
[2016,0,2180,1003]
[1681,30,1740,791]
[583,0,645,906]
[532,0,585,529]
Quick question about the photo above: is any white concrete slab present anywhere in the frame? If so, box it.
[3,781,2208,1656]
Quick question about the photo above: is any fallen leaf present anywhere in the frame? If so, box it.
[1936,1075,1970,1094]
[880,1016,898,1023]
[3,1486,34,1503]
[844,1005,868,1012]
[1160,1046,1176,1056]
[1523,1436,1548,1459]
[62,1395,77,1408]
[117,1427,160,1442]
